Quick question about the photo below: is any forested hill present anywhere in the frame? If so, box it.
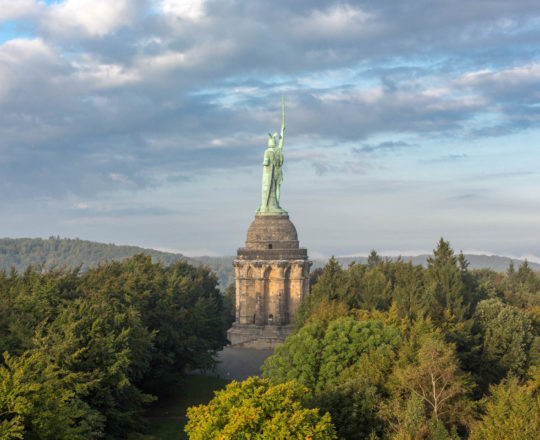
[1,237,538,288]
[0,237,235,287]
[332,254,540,272]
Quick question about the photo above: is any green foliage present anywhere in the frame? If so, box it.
[368,249,382,268]
[470,371,540,440]
[262,238,540,439]
[263,318,401,439]
[0,237,236,288]
[393,262,426,324]
[0,351,104,440]
[296,257,346,328]
[263,318,401,392]
[473,298,534,383]
[185,377,337,439]
[0,254,227,438]
[2,235,540,440]
[75,256,226,390]
[425,239,467,325]
[383,337,472,438]
[222,283,236,334]
[309,373,381,440]
[0,237,183,273]
[36,297,155,436]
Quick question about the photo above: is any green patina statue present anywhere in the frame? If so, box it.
[256,96,288,216]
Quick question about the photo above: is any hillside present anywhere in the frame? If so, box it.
[0,237,235,287]
[327,254,540,272]
[1,237,537,289]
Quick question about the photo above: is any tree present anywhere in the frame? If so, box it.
[78,256,227,390]
[393,337,472,429]
[36,297,155,437]
[295,257,345,328]
[393,262,426,324]
[0,351,104,440]
[473,298,534,384]
[185,377,337,440]
[263,318,401,439]
[425,239,467,325]
[262,318,401,392]
[507,261,516,278]
[470,373,540,440]
[368,249,382,268]
[309,371,382,440]
[0,254,229,438]
[222,282,236,332]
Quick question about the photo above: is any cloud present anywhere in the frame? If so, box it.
[69,205,179,218]
[43,0,138,37]
[0,0,41,21]
[355,141,415,154]
[421,153,468,163]
[160,0,206,20]
[0,0,539,207]
[450,193,480,200]
[291,4,373,41]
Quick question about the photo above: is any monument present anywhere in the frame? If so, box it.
[227,97,312,349]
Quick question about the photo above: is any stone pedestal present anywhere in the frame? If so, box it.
[227,215,311,349]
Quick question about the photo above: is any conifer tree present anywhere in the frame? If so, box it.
[426,239,467,325]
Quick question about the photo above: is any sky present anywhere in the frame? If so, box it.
[1,0,540,260]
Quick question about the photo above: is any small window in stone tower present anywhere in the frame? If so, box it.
[268,244,272,249]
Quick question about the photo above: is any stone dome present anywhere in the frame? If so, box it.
[237,215,307,260]
[245,215,299,249]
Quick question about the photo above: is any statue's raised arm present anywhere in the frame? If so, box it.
[278,95,285,150]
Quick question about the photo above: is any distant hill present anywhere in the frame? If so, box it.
[321,254,540,272]
[1,237,537,289]
[0,237,235,287]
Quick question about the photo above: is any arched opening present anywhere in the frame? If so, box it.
[268,243,272,249]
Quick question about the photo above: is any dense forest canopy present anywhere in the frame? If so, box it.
[188,239,540,440]
[1,237,540,439]
[0,255,233,439]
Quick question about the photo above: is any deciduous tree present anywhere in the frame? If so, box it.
[185,377,336,440]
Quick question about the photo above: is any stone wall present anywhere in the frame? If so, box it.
[233,259,311,326]
[227,214,311,349]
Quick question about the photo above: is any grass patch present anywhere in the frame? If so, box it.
[144,374,230,440]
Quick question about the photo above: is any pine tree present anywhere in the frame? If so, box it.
[426,239,467,325]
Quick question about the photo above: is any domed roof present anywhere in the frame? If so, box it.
[237,214,307,260]
[245,215,298,249]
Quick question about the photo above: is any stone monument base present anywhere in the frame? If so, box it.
[227,323,293,349]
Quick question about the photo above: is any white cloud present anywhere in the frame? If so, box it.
[160,0,206,20]
[73,57,141,88]
[45,0,135,37]
[139,50,187,71]
[0,0,41,21]
[0,38,58,100]
[456,63,540,88]
[109,173,128,182]
[422,88,450,98]
[0,37,54,62]
[292,4,373,39]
